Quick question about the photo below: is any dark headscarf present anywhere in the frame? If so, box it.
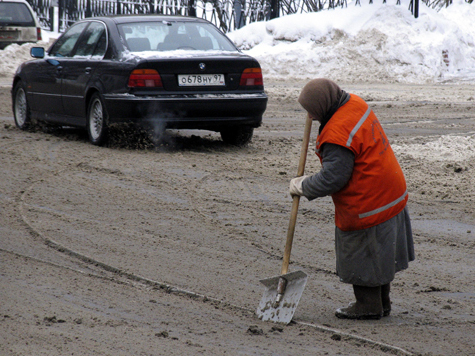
[298,78,350,132]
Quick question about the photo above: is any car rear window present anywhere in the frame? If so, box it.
[0,2,35,26]
[118,21,238,52]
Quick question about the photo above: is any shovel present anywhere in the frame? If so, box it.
[256,115,313,324]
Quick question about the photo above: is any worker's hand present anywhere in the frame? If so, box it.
[289,176,309,196]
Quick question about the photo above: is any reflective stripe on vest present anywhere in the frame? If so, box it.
[359,190,408,219]
[346,106,371,147]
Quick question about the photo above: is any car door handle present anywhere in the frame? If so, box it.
[85,67,92,74]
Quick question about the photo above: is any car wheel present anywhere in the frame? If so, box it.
[87,92,108,146]
[13,82,31,130]
[220,126,254,146]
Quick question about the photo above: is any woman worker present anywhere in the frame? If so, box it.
[289,78,415,320]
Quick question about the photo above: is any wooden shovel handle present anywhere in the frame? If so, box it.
[281,115,313,275]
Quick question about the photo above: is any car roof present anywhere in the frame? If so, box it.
[0,0,32,3]
[87,14,211,25]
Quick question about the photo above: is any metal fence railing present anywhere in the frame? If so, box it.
[26,0,472,34]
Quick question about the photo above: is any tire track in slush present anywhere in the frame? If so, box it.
[18,162,415,356]
[185,171,339,277]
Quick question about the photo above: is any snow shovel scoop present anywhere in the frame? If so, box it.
[256,115,313,324]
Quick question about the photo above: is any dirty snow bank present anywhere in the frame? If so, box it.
[393,135,475,162]
[228,0,475,84]
[0,37,56,78]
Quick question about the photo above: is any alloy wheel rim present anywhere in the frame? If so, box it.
[90,98,103,140]
[15,88,27,127]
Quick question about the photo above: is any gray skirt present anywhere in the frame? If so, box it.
[335,206,415,287]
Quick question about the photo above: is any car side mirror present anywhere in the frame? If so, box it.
[30,47,45,58]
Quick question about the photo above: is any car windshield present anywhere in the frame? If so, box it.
[118,21,237,52]
[0,2,35,26]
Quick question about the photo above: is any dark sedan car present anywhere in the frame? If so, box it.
[12,15,267,145]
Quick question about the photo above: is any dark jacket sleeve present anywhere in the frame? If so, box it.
[301,143,355,200]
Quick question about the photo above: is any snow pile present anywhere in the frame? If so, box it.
[393,135,475,162]
[0,41,41,77]
[0,36,55,77]
[228,0,475,84]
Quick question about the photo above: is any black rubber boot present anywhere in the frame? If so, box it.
[335,285,383,320]
[381,283,391,317]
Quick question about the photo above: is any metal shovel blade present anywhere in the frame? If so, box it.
[256,270,308,324]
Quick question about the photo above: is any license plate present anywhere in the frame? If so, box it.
[178,74,225,86]
[0,31,19,40]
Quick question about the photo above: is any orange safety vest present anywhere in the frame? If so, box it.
[316,94,408,231]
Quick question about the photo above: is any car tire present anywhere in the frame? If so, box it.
[12,82,32,130]
[87,92,109,146]
[220,125,254,146]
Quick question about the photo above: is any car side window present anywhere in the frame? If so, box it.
[74,22,107,58]
[49,22,88,58]
[92,31,107,58]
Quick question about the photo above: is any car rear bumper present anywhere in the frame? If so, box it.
[103,92,267,129]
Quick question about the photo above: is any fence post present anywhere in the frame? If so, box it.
[48,0,58,32]
[86,0,92,17]
[58,0,64,31]
[233,0,244,28]
[270,0,279,19]
[188,0,196,16]
[49,6,54,32]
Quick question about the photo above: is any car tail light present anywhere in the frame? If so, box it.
[128,69,163,88]
[239,68,263,86]
[36,28,42,41]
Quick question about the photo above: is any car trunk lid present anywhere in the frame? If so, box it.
[129,52,262,92]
